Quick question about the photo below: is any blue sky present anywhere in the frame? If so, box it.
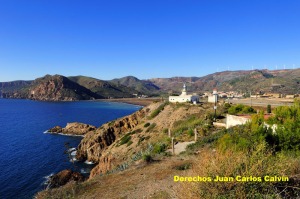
[0,0,300,81]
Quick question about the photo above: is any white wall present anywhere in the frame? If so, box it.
[226,114,250,129]
[208,95,218,103]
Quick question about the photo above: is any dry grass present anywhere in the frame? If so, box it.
[36,157,195,199]
[174,144,300,199]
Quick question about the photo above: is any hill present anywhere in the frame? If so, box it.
[149,69,300,94]
[28,75,101,101]
[110,76,160,96]
[68,76,135,98]
[2,69,300,100]
[0,80,32,98]
[36,101,300,198]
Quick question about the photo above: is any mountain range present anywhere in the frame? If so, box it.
[1,69,300,101]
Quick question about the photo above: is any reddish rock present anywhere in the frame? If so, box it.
[48,169,84,189]
[76,108,146,162]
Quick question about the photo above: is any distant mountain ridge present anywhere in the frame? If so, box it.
[1,69,300,101]
[149,69,300,94]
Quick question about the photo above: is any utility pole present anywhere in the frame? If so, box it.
[250,91,252,107]
[213,89,217,122]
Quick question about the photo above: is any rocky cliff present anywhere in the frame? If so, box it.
[76,108,147,162]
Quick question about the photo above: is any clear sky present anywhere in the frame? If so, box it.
[0,0,300,81]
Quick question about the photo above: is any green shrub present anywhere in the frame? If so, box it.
[138,136,145,145]
[162,128,168,134]
[119,132,132,145]
[127,140,133,146]
[132,128,142,134]
[187,129,194,137]
[142,154,152,162]
[173,115,203,135]
[146,123,156,132]
[174,163,192,170]
[153,143,167,154]
[144,123,150,128]
[228,104,256,115]
[149,102,168,119]
[266,101,300,151]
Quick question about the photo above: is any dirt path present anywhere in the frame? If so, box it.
[167,141,195,155]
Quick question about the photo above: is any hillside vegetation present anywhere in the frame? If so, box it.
[37,100,300,198]
[68,76,136,98]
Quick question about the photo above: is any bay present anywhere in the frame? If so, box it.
[0,99,140,199]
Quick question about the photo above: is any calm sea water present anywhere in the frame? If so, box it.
[0,99,141,199]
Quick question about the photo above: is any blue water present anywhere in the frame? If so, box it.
[0,99,141,199]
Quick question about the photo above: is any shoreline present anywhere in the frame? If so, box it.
[96,98,160,106]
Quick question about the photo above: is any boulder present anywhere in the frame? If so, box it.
[48,126,63,133]
[48,169,84,189]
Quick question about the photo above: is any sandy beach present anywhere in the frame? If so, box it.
[98,98,161,106]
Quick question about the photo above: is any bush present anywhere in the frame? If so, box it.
[174,163,192,170]
[266,101,300,151]
[119,132,132,145]
[228,104,256,115]
[187,129,194,137]
[132,128,142,134]
[144,123,150,128]
[153,143,167,154]
[162,128,168,134]
[149,102,168,119]
[142,154,152,163]
[146,123,156,132]
[127,140,133,146]
[172,114,203,135]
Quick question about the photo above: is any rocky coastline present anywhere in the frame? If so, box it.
[44,103,153,190]
[44,102,147,186]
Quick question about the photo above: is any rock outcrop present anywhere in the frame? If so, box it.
[76,108,146,162]
[48,122,96,136]
[89,155,114,178]
[47,169,84,189]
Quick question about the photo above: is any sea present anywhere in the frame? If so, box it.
[0,99,141,199]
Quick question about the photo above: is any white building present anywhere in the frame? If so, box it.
[208,89,218,103]
[169,83,199,103]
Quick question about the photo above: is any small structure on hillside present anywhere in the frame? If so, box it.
[226,114,277,132]
[169,83,199,103]
[226,114,251,129]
